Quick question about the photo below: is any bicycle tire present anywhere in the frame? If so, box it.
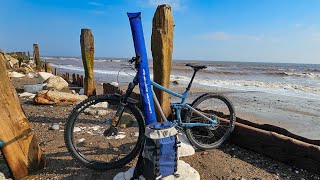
[185,93,235,149]
[64,94,145,170]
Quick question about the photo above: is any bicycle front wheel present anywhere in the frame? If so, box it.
[185,93,235,149]
[64,94,144,170]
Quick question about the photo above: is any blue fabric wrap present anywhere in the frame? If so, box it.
[159,136,176,176]
[127,12,157,125]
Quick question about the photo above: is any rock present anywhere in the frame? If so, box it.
[8,71,25,78]
[90,126,100,131]
[34,90,87,105]
[78,138,85,143]
[84,108,97,116]
[120,114,136,127]
[18,92,36,98]
[24,84,44,93]
[4,53,18,65]
[172,80,179,85]
[44,75,69,91]
[103,82,119,94]
[73,127,81,132]
[79,88,84,95]
[91,102,108,108]
[110,82,119,87]
[97,109,108,116]
[49,124,60,130]
[177,133,195,158]
[113,160,199,180]
[26,72,37,78]
[38,72,54,83]
[16,67,30,74]
[106,132,126,140]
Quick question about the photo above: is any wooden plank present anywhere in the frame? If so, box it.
[230,121,320,174]
[0,51,45,179]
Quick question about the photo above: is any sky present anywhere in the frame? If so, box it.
[1,0,320,64]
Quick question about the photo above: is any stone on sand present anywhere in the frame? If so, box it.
[24,84,44,93]
[38,72,54,83]
[113,160,200,180]
[43,75,69,91]
[177,132,195,157]
[8,71,25,78]
[34,90,87,105]
[18,92,36,98]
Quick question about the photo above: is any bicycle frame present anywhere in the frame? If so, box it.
[150,81,218,127]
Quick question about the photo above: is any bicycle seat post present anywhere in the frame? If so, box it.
[186,70,198,90]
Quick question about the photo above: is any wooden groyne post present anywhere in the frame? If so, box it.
[151,4,174,121]
[80,29,96,96]
[45,62,52,73]
[33,44,41,71]
[0,51,45,179]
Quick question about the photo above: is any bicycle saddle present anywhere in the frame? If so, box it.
[186,64,207,71]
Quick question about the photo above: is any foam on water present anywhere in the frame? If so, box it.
[170,75,320,100]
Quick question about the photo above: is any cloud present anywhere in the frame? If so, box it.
[147,0,186,10]
[88,1,104,7]
[295,23,303,28]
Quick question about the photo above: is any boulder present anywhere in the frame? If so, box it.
[38,72,54,83]
[16,67,30,74]
[113,160,200,180]
[8,71,25,78]
[177,133,195,158]
[24,84,44,93]
[43,75,69,91]
[34,90,87,105]
[4,54,18,65]
[18,92,36,98]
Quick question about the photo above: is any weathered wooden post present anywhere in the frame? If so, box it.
[151,4,174,121]
[45,62,52,73]
[76,74,81,87]
[0,52,45,179]
[72,73,76,84]
[80,29,96,96]
[54,68,57,75]
[33,44,41,71]
[27,51,30,60]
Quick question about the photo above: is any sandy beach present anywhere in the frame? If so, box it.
[0,74,318,180]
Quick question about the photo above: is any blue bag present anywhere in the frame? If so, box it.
[133,122,180,179]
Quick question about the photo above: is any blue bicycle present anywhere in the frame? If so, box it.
[64,57,236,170]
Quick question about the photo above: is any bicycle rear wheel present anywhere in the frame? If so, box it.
[64,94,144,170]
[185,93,235,149]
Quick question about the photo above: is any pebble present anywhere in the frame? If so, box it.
[78,138,85,143]
[201,151,208,155]
[73,127,81,132]
[49,124,59,130]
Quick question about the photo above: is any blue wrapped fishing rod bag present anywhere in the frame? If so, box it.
[133,122,180,180]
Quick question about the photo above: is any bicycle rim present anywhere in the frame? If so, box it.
[186,94,235,149]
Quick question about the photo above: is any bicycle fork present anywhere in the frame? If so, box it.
[104,74,139,137]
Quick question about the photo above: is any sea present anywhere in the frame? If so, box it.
[42,56,320,100]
